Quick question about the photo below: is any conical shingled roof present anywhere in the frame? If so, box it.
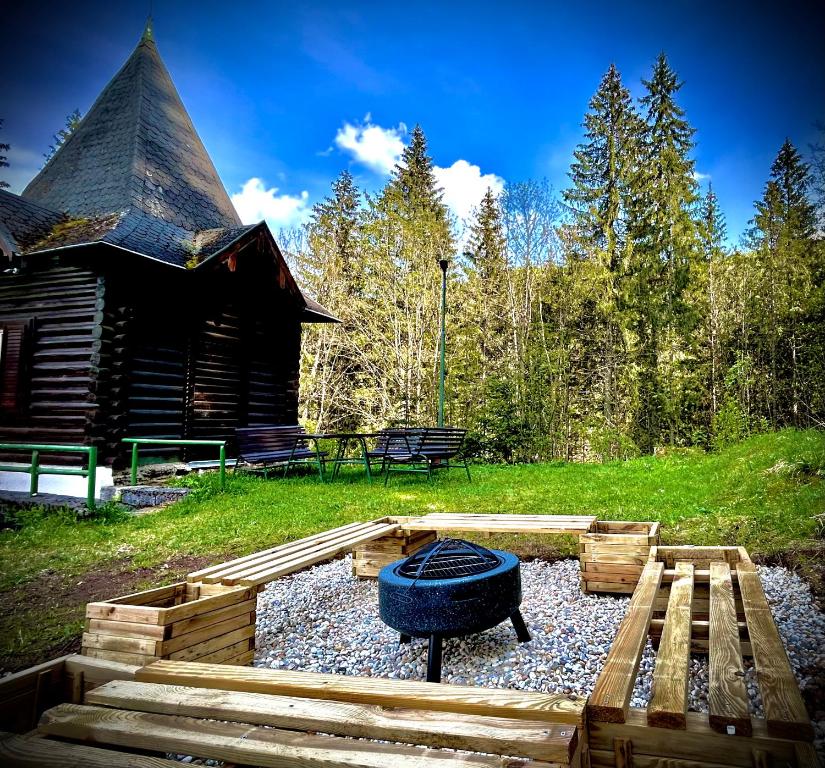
[22,24,241,233]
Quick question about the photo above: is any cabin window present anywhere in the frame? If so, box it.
[0,321,31,412]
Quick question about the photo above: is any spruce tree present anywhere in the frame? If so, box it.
[369,125,454,423]
[43,109,82,165]
[0,119,10,190]
[748,140,819,424]
[697,184,727,424]
[628,53,700,450]
[563,64,642,433]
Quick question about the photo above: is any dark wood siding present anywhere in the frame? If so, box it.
[0,262,101,461]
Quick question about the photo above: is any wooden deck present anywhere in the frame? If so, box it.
[587,545,815,768]
[2,655,584,768]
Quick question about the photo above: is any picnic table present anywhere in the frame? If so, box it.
[305,432,381,483]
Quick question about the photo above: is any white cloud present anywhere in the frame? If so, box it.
[231,178,311,229]
[334,117,406,174]
[693,171,712,182]
[434,159,505,225]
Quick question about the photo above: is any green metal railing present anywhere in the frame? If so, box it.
[0,443,98,509]
[122,438,227,489]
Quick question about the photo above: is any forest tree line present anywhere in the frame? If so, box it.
[287,54,824,462]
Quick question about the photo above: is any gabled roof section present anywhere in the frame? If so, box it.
[21,27,241,233]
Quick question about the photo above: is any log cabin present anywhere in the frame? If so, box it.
[0,22,335,497]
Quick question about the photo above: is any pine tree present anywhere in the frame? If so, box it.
[696,184,727,426]
[562,64,642,436]
[369,125,454,423]
[298,171,367,430]
[628,53,700,451]
[0,119,10,190]
[43,109,82,165]
[747,140,818,424]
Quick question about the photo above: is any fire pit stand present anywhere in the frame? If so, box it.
[378,538,532,683]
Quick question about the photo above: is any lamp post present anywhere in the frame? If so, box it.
[437,256,449,427]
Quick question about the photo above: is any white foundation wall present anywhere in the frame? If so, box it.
[0,464,113,499]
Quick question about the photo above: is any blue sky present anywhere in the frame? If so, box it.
[4,0,824,242]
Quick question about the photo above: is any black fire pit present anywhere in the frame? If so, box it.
[378,538,531,682]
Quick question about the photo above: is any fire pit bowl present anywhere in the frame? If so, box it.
[378,538,531,682]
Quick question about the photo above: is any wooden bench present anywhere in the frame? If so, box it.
[16,659,584,768]
[235,425,327,480]
[371,426,471,483]
[587,546,815,768]
[353,513,599,578]
[186,519,402,588]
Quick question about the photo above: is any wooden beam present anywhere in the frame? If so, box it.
[38,703,560,768]
[86,680,578,762]
[0,733,180,767]
[736,563,813,741]
[708,562,751,736]
[135,660,585,725]
[587,708,800,768]
[589,560,664,723]
[647,561,693,729]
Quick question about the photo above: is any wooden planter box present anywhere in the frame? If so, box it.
[353,529,437,578]
[579,521,659,594]
[82,582,256,667]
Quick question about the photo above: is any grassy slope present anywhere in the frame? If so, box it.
[1,428,822,593]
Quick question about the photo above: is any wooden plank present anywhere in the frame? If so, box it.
[588,560,664,723]
[136,660,585,725]
[85,602,163,626]
[38,704,560,768]
[587,708,799,768]
[186,521,384,581]
[82,632,160,656]
[708,562,751,736]
[82,648,157,666]
[157,586,254,624]
[580,552,650,566]
[160,612,254,655]
[647,562,693,729]
[736,563,813,740]
[403,520,594,534]
[225,523,404,586]
[167,624,255,662]
[198,522,383,582]
[86,680,578,762]
[0,733,181,767]
[169,597,256,637]
[653,548,740,568]
[87,619,168,640]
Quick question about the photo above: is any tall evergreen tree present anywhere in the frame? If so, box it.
[298,171,367,429]
[368,125,454,423]
[747,140,819,424]
[628,53,700,450]
[0,119,10,190]
[43,109,82,165]
[563,64,642,432]
[696,184,727,424]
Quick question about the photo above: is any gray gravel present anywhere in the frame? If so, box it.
[254,555,824,754]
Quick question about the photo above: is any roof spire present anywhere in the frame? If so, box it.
[142,14,153,42]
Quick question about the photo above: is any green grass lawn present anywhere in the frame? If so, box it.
[0,428,822,671]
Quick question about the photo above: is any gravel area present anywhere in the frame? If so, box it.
[254,555,825,753]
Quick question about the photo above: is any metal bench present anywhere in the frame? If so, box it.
[234,426,327,480]
[373,427,471,484]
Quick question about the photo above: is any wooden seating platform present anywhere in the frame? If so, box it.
[186,519,399,588]
[10,658,585,768]
[401,512,598,535]
[587,545,815,768]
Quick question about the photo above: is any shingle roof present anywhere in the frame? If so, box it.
[0,189,65,257]
[22,30,241,234]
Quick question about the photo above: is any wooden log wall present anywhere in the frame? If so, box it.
[0,260,101,464]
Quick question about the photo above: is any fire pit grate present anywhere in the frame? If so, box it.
[396,538,502,580]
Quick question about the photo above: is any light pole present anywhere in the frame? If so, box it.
[437,257,449,427]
